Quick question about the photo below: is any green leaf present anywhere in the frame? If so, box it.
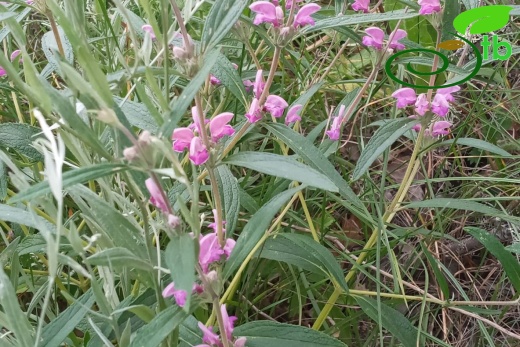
[70,186,148,260]
[164,234,196,311]
[264,123,372,225]
[441,0,460,42]
[224,185,305,280]
[224,152,338,192]
[215,165,240,236]
[0,266,35,347]
[0,11,17,21]
[259,233,348,291]
[289,81,324,109]
[86,248,153,271]
[46,0,113,106]
[352,118,419,180]
[436,138,511,157]
[0,160,7,200]
[0,204,56,236]
[233,321,348,347]
[15,234,72,256]
[453,5,513,34]
[10,163,128,203]
[41,289,95,347]
[421,242,450,299]
[41,25,74,78]
[161,49,220,137]
[113,96,159,133]
[44,82,111,158]
[0,7,32,43]
[464,227,520,292]
[128,306,190,347]
[210,54,248,107]
[301,10,419,34]
[201,0,249,52]
[0,123,43,161]
[404,198,519,223]
[355,296,418,347]
[506,243,520,254]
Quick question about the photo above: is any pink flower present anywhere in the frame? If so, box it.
[431,93,450,117]
[392,88,416,108]
[293,3,321,27]
[388,29,407,51]
[191,106,204,133]
[10,50,21,62]
[145,178,168,213]
[264,95,288,118]
[418,0,441,15]
[0,67,6,77]
[285,104,302,124]
[142,24,156,40]
[325,105,346,141]
[253,70,264,99]
[209,112,235,142]
[172,127,194,152]
[189,137,209,165]
[210,75,221,85]
[221,304,237,341]
[415,93,430,115]
[362,27,384,50]
[436,86,460,102]
[198,322,221,346]
[250,1,284,27]
[245,98,262,123]
[162,282,205,307]
[224,238,236,257]
[285,0,304,9]
[408,115,422,132]
[430,120,452,136]
[199,232,225,273]
[162,283,187,307]
[243,79,254,92]
[352,0,370,12]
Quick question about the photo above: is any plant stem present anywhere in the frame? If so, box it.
[313,18,441,331]
[47,11,65,57]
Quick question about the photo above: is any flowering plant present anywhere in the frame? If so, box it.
[0,0,517,346]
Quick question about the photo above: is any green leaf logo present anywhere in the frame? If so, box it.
[453,5,513,35]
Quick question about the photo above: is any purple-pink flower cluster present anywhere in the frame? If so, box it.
[244,69,302,125]
[195,305,246,347]
[418,0,441,15]
[325,105,347,141]
[362,27,407,51]
[249,0,320,29]
[351,0,370,13]
[392,86,461,137]
[172,107,235,166]
[161,210,236,307]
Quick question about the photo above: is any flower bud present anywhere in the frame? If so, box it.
[168,214,181,228]
[123,146,138,161]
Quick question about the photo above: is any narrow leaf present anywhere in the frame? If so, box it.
[465,227,520,292]
[164,234,196,311]
[234,321,348,347]
[352,118,419,180]
[355,296,418,347]
[224,185,305,279]
[10,163,128,203]
[224,152,338,192]
[259,233,348,291]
